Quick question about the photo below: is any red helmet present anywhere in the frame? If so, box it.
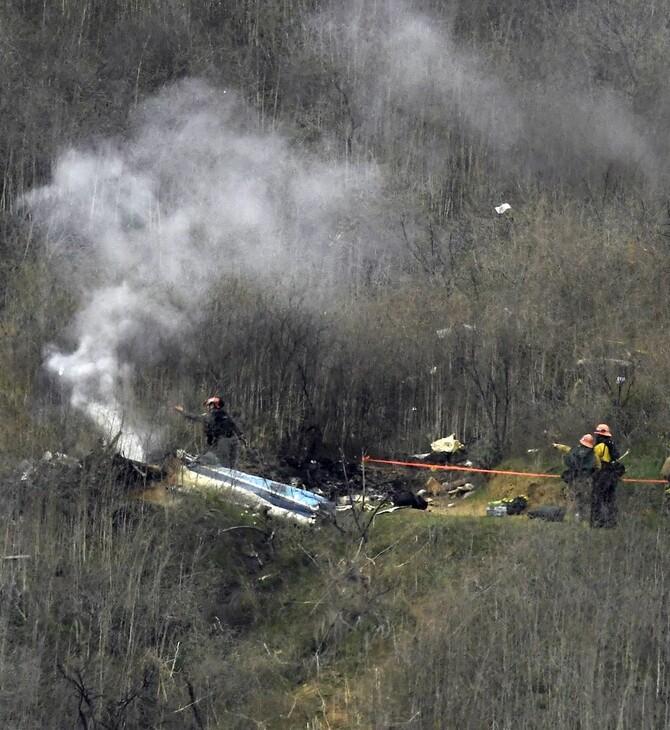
[594,423,612,437]
[203,396,222,408]
[580,434,595,448]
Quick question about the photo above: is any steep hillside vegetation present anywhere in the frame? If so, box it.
[2,448,669,728]
[3,0,670,726]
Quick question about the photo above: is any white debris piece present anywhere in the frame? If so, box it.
[430,434,463,453]
[495,203,512,214]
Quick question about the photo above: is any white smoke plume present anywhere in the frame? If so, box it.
[23,79,378,461]
[316,0,661,188]
[22,2,665,460]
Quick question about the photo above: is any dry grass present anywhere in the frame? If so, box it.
[0,448,668,729]
[276,511,670,729]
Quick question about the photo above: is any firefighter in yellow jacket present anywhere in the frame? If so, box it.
[591,423,624,528]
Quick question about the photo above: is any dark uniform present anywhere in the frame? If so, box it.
[180,405,244,468]
[562,443,599,523]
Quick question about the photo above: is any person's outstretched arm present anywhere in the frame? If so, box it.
[174,405,205,423]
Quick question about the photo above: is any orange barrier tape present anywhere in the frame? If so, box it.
[361,456,667,485]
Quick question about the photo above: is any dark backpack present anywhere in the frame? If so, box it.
[392,491,428,510]
[503,495,529,515]
[562,444,596,481]
[528,505,566,522]
[597,437,624,475]
[604,460,626,477]
[602,437,620,462]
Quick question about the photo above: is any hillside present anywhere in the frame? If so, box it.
[4,0,670,726]
[2,445,668,728]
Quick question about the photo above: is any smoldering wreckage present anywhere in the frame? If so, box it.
[19,431,512,528]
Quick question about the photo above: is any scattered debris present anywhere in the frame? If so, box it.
[424,473,482,504]
[424,477,445,497]
[43,451,81,468]
[391,491,428,510]
[375,506,408,515]
[528,505,566,522]
[486,495,529,517]
[486,503,508,517]
[447,480,476,497]
[410,433,470,467]
[175,459,335,526]
[430,434,463,453]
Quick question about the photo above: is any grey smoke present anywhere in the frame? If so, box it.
[23,79,378,460]
[22,2,664,459]
[317,0,660,187]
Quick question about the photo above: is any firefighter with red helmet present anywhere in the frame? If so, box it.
[553,434,601,523]
[174,396,245,468]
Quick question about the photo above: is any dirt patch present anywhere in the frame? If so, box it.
[486,475,564,508]
[419,474,566,517]
[130,485,182,507]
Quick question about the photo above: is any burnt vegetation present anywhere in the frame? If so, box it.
[2,0,670,727]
